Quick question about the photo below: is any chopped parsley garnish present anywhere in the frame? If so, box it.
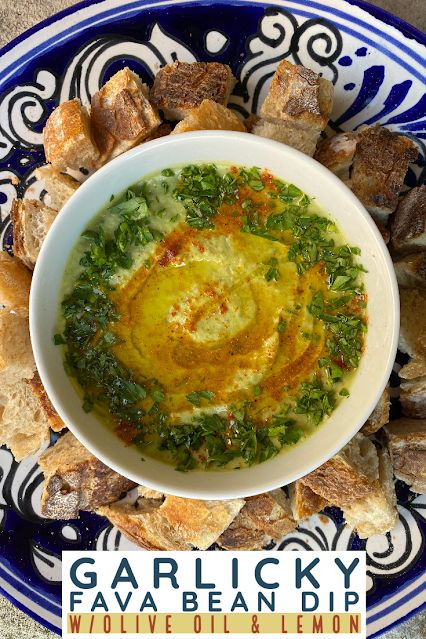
[186,390,216,406]
[56,163,367,472]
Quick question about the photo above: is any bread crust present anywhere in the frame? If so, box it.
[0,251,32,317]
[35,165,80,211]
[91,68,161,164]
[350,125,417,220]
[343,447,398,538]
[288,480,327,521]
[301,434,378,506]
[172,99,246,134]
[384,418,426,493]
[43,98,100,171]
[398,288,426,359]
[361,385,390,436]
[11,198,58,270]
[151,61,235,120]
[39,432,136,518]
[314,132,357,180]
[252,118,319,156]
[260,60,333,130]
[27,371,64,432]
[394,252,426,289]
[391,186,426,253]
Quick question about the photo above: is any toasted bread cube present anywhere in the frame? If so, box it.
[217,490,296,550]
[361,386,390,436]
[39,432,136,519]
[400,377,426,419]
[172,99,246,134]
[398,288,426,360]
[252,118,319,156]
[0,251,32,317]
[391,186,426,254]
[145,122,173,141]
[350,126,417,222]
[11,199,58,270]
[244,113,260,132]
[314,131,357,180]
[343,448,398,538]
[151,61,235,120]
[300,434,378,507]
[91,67,161,164]
[0,310,34,386]
[399,358,426,381]
[394,252,426,289]
[35,165,80,211]
[288,480,326,521]
[260,60,333,130]
[43,98,99,171]
[384,418,426,493]
[137,485,165,500]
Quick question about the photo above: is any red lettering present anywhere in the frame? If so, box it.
[148,615,157,633]
[297,615,303,632]
[103,615,111,633]
[194,615,202,633]
[120,614,127,633]
[333,615,341,632]
[350,615,360,633]
[312,615,323,632]
[224,615,229,634]
[166,615,172,633]
[68,615,81,633]
[281,615,288,633]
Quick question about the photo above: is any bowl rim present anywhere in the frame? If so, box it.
[30,130,400,499]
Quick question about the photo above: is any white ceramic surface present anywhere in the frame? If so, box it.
[30,130,399,499]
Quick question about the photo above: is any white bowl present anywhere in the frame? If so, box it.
[30,131,399,499]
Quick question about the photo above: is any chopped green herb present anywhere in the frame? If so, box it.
[186,390,216,406]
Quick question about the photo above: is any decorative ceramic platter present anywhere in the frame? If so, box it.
[0,0,425,636]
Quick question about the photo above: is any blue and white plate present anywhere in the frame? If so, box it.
[0,1,425,636]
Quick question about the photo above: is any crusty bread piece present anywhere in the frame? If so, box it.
[217,490,296,550]
[400,376,426,419]
[398,288,426,359]
[101,494,243,550]
[0,252,31,317]
[151,61,235,120]
[11,198,58,270]
[0,377,50,461]
[361,385,390,436]
[154,496,244,550]
[39,432,136,519]
[244,113,260,132]
[391,186,426,254]
[399,357,426,381]
[394,252,426,289]
[137,485,165,500]
[349,126,417,222]
[301,433,379,507]
[343,447,398,538]
[91,68,161,164]
[43,98,100,171]
[288,480,327,521]
[0,310,35,385]
[384,418,426,493]
[252,118,319,156]
[314,132,357,181]
[27,371,64,432]
[98,498,191,550]
[260,60,333,131]
[145,122,173,141]
[172,99,246,135]
[35,165,80,211]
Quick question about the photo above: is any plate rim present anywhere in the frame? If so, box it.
[0,0,425,637]
[0,0,425,62]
